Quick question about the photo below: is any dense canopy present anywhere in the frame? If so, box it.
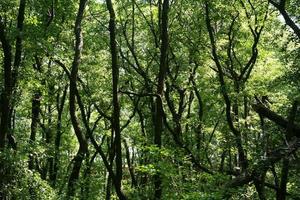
[0,0,300,199]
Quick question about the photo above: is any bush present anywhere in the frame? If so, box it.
[0,149,57,200]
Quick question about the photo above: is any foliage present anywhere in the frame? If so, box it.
[0,0,300,199]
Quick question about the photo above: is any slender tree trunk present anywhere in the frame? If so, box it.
[29,92,41,170]
[105,172,112,200]
[81,151,97,200]
[154,0,169,199]
[124,139,137,187]
[105,1,127,199]
[137,108,149,187]
[28,92,41,199]
[67,0,88,197]
[192,76,203,158]
[51,85,68,186]
[7,109,17,149]
[276,101,297,200]
[106,135,114,200]
[277,158,289,200]
[44,70,55,181]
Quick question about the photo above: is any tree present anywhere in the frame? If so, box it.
[1,0,300,199]
[0,0,26,149]
[67,0,88,197]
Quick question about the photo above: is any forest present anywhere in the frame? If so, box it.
[0,0,300,199]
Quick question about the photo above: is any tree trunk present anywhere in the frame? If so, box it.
[29,92,41,170]
[81,151,97,200]
[51,84,68,186]
[0,18,12,149]
[105,1,127,199]
[276,101,297,200]
[276,158,289,200]
[154,0,169,199]
[105,172,112,200]
[67,0,88,197]
[124,139,137,187]
[0,0,26,149]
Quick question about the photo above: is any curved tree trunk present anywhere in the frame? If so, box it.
[67,0,88,197]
